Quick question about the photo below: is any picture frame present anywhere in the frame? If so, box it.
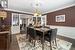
[56,15,65,22]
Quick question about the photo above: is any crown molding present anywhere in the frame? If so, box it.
[43,3,75,15]
[0,8,33,15]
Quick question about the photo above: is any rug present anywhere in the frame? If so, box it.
[16,34,72,50]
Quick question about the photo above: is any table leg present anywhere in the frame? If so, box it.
[42,32,44,50]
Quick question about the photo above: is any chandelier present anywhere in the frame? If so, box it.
[33,0,42,17]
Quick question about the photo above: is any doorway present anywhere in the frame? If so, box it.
[20,18,28,33]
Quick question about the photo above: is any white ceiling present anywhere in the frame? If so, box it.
[8,0,75,14]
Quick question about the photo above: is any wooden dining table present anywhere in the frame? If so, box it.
[29,26,51,50]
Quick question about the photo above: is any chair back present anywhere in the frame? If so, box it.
[51,28,57,41]
[29,28,36,38]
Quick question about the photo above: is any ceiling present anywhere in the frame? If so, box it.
[8,0,75,14]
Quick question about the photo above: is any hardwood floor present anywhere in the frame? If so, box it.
[9,33,75,50]
[9,34,19,50]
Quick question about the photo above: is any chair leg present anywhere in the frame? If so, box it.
[55,39,57,47]
[33,40,36,47]
[26,34,28,39]
[50,41,52,50]
[29,36,32,42]
[52,41,55,45]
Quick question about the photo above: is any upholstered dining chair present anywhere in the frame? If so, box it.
[29,27,37,46]
[44,28,57,50]
[28,27,42,49]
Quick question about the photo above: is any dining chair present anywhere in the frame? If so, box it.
[28,27,44,50]
[29,28,37,46]
[44,28,57,50]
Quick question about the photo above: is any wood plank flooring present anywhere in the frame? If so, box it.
[9,34,19,50]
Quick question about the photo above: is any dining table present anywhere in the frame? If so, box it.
[29,26,51,50]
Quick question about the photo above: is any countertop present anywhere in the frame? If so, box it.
[0,31,10,34]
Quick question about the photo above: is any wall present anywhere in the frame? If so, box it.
[0,11,11,31]
[47,6,75,39]
[4,11,11,25]
[47,25,75,39]
[0,11,11,26]
[47,6,75,27]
